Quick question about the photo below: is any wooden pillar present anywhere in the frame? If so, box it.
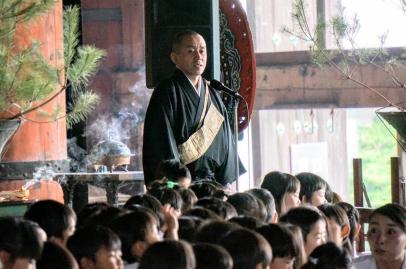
[353,158,363,207]
[391,156,401,204]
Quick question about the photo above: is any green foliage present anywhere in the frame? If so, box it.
[66,91,100,129]
[63,6,105,128]
[0,2,105,129]
[358,117,397,207]
[0,0,59,113]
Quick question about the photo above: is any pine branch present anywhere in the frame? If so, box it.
[66,91,100,128]
[63,5,80,72]
[67,45,106,95]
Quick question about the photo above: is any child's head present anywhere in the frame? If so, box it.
[196,197,237,220]
[139,240,195,269]
[190,181,226,200]
[67,225,123,269]
[256,223,301,269]
[195,220,240,244]
[0,217,44,269]
[301,242,352,269]
[148,187,183,216]
[229,216,264,230]
[336,202,360,247]
[219,228,272,269]
[247,188,277,223]
[108,210,161,263]
[279,207,327,257]
[24,199,76,245]
[178,216,202,242]
[178,188,198,213]
[261,171,301,215]
[193,243,233,269]
[123,194,162,216]
[37,241,79,269]
[317,204,350,249]
[226,192,266,221]
[155,159,192,188]
[295,172,328,207]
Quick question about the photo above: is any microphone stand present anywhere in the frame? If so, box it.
[227,92,240,192]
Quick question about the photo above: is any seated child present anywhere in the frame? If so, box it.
[155,159,192,188]
[0,217,44,269]
[247,188,277,223]
[295,172,329,207]
[37,240,79,269]
[24,199,76,245]
[301,242,352,269]
[279,206,327,257]
[193,243,233,269]
[318,204,351,253]
[261,171,301,216]
[257,223,302,269]
[139,240,195,269]
[218,228,272,269]
[67,225,123,269]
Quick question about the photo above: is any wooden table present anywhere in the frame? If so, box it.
[54,172,144,211]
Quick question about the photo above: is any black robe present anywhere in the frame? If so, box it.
[142,69,238,186]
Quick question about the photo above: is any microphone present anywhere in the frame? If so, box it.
[210,79,244,100]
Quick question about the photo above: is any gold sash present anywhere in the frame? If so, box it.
[178,86,224,165]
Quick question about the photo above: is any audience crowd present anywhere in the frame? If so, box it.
[1,159,405,269]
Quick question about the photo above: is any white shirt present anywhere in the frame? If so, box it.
[354,252,406,269]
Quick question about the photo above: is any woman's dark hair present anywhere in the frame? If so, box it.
[193,243,233,269]
[336,202,360,245]
[261,171,300,214]
[24,199,76,239]
[369,203,406,232]
[279,206,325,242]
[0,217,43,261]
[301,242,352,269]
[195,220,240,244]
[256,223,300,269]
[295,172,328,202]
[67,225,121,263]
[247,188,276,223]
[196,197,237,220]
[109,210,158,263]
[139,240,196,269]
[37,241,78,269]
[218,228,272,269]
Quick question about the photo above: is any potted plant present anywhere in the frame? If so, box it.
[0,1,105,158]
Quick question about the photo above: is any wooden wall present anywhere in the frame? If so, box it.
[81,0,146,169]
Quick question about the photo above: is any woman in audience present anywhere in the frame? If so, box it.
[318,203,352,254]
[257,223,302,269]
[295,172,328,207]
[279,206,327,258]
[354,203,406,269]
[193,243,233,269]
[261,171,301,216]
[302,242,352,269]
[139,240,196,269]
